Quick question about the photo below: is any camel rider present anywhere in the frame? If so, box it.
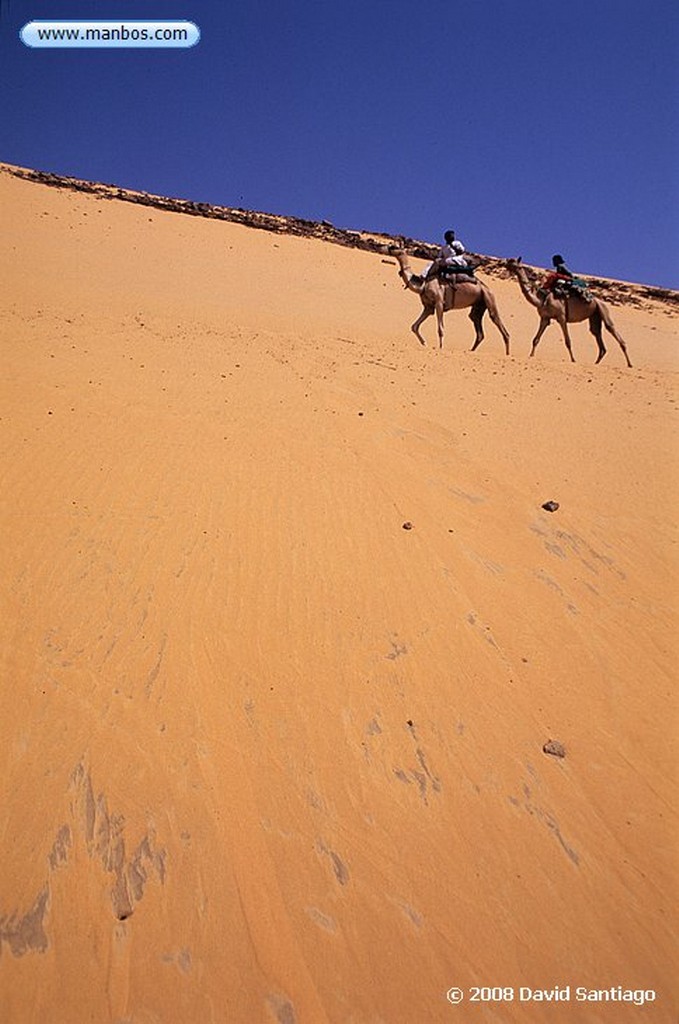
[541,254,590,301]
[444,240,476,278]
[425,230,476,281]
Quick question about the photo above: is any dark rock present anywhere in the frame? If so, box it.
[543,739,566,759]
[541,501,560,512]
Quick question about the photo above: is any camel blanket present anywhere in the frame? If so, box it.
[442,273,476,286]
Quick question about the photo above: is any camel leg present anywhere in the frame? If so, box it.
[411,307,433,347]
[436,300,445,349]
[530,318,550,357]
[561,321,577,366]
[559,319,576,362]
[588,311,607,364]
[469,299,485,351]
[482,289,510,355]
[601,309,633,368]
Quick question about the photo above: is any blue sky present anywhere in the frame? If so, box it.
[1,0,677,287]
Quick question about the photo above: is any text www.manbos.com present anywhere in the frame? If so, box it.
[20,21,200,48]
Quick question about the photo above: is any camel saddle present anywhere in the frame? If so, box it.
[439,269,475,284]
[554,277,592,301]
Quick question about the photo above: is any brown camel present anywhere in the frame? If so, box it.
[389,248,510,353]
[506,258,632,367]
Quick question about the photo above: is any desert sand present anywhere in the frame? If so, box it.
[0,165,677,1024]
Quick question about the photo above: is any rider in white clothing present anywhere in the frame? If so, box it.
[425,231,473,279]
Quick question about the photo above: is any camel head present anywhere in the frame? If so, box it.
[388,247,410,273]
[387,247,426,293]
[506,257,523,274]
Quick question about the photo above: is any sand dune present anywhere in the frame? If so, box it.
[1,165,677,1023]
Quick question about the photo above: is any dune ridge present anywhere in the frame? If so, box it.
[0,165,677,1023]
[3,163,677,308]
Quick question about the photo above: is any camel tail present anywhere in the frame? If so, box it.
[599,303,616,332]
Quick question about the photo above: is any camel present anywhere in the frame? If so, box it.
[388,248,510,353]
[506,258,632,367]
